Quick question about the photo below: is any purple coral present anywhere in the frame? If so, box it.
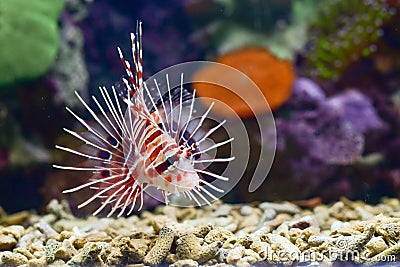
[287,111,364,165]
[325,90,387,134]
[259,78,388,201]
[288,77,326,108]
[278,79,386,165]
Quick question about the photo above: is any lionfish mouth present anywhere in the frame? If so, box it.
[53,21,235,217]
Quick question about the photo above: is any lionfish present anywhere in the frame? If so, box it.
[53,22,234,217]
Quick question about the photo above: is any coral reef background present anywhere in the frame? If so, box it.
[0,0,400,218]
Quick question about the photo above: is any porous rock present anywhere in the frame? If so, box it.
[67,241,111,266]
[0,234,17,251]
[143,226,174,266]
[1,251,29,266]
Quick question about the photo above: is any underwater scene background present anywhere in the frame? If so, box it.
[1,0,399,213]
[1,0,400,266]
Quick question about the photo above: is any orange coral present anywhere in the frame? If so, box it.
[192,47,295,118]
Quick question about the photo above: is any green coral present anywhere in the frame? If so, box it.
[207,0,318,60]
[304,0,395,80]
[0,0,65,86]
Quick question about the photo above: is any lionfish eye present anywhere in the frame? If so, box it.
[154,155,179,174]
[166,155,179,166]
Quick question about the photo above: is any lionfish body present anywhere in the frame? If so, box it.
[54,22,234,217]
